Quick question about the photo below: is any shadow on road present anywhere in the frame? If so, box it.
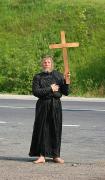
[0,156,55,163]
[0,156,34,162]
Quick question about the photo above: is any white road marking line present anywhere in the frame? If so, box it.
[63,124,80,127]
[0,106,105,112]
[0,106,33,109]
[17,122,24,125]
[63,108,105,112]
[0,121,23,125]
[0,138,5,140]
[0,121,7,124]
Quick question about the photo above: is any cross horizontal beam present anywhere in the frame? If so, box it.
[49,42,79,49]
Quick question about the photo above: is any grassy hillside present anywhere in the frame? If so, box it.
[0,0,105,96]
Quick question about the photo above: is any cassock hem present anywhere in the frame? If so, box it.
[29,151,60,158]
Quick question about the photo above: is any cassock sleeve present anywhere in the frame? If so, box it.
[60,74,70,96]
[32,75,52,98]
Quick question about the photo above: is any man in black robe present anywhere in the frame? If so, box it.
[29,56,70,164]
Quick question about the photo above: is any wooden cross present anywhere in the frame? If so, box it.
[49,31,79,84]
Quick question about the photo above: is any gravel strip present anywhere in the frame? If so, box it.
[0,160,105,180]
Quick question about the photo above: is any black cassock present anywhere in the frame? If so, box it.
[29,70,69,158]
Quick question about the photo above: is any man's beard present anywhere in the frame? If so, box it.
[43,68,52,72]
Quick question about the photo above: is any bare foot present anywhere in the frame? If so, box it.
[33,156,45,164]
[53,157,64,164]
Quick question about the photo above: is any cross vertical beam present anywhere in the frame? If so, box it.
[61,31,69,77]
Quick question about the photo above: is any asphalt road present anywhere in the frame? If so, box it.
[0,98,105,164]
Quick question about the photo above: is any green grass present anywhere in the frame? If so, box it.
[0,0,105,96]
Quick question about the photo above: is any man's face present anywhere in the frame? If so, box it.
[42,58,52,71]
